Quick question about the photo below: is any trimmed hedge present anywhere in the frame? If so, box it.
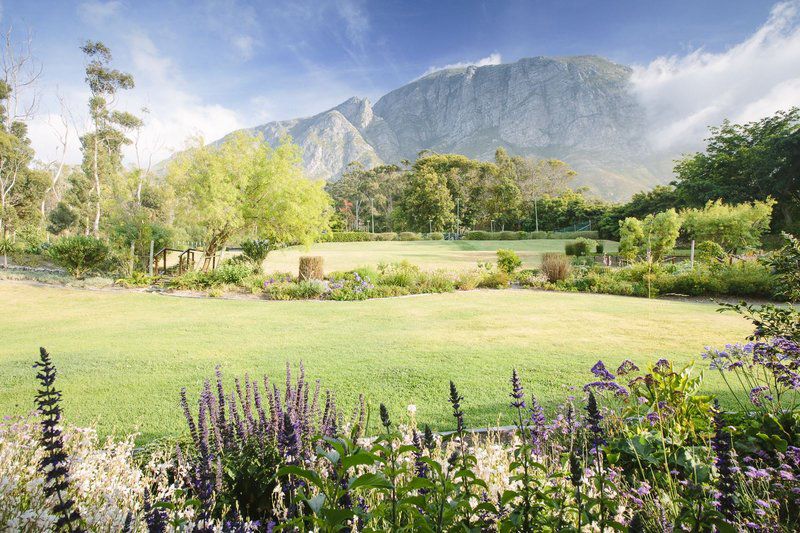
[319,231,373,242]
[463,230,599,240]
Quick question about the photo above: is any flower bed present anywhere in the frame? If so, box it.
[3,304,799,530]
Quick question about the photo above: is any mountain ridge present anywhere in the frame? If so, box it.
[230,55,664,200]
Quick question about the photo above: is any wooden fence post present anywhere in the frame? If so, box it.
[148,240,154,276]
[690,239,695,269]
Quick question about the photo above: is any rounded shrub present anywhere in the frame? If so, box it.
[48,235,109,278]
[212,261,252,285]
[499,231,518,240]
[428,232,444,240]
[298,256,324,281]
[373,232,398,241]
[496,249,522,274]
[398,232,421,241]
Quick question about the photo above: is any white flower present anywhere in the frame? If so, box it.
[407,404,417,415]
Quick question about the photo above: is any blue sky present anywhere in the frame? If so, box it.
[5,1,799,163]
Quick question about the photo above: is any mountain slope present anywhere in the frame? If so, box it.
[236,55,663,200]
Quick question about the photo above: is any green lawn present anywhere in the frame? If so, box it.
[261,239,618,273]
[0,282,749,443]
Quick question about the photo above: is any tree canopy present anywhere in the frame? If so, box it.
[168,132,330,267]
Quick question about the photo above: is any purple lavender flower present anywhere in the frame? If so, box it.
[590,360,615,381]
[509,369,526,409]
[616,359,640,376]
[583,381,629,397]
[749,385,774,406]
[585,391,605,452]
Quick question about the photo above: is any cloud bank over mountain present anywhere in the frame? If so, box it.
[631,0,800,153]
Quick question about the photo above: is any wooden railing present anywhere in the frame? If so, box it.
[153,247,220,276]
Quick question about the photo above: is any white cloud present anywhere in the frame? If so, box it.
[335,0,369,50]
[631,0,800,153]
[422,53,503,76]
[77,0,122,25]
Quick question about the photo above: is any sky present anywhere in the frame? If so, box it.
[4,0,800,165]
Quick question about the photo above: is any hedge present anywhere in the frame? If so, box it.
[463,230,599,241]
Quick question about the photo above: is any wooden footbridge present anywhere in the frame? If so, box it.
[151,247,220,276]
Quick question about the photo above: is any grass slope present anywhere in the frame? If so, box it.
[0,282,747,443]
[262,239,618,273]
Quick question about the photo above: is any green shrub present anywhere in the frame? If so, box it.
[695,240,726,264]
[398,231,421,241]
[540,253,571,282]
[762,232,800,301]
[553,230,599,239]
[240,239,272,266]
[377,261,420,288]
[115,271,157,287]
[565,237,597,256]
[373,232,398,241]
[48,236,109,278]
[16,225,47,254]
[496,249,522,274]
[416,270,456,293]
[717,261,775,298]
[264,281,294,300]
[319,231,373,242]
[529,231,549,239]
[167,271,216,290]
[298,256,324,281]
[596,241,605,254]
[427,232,444,240]
[366,285,411,298]
[455,270,482,290]
[477,269,509,289]
[464,231,492,240]
[498,231,518,240]
[212,262,252,285]
[287,280,326,299]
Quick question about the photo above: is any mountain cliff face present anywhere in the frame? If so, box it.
[240,55,662,200]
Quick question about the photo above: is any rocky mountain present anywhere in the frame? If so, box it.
[236,55,664,200]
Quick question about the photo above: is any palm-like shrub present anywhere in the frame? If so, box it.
[540,252,571,282]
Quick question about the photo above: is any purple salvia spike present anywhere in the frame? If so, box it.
[215,365,227,431]
[180,388,200,449]
[229,391,245,442]
[253,382,267,432]
[285,362,292,409]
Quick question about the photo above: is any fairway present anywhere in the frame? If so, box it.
[261,239,618,273]
[1,282,748,442]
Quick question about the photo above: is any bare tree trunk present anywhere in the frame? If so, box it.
[92,134,101,236]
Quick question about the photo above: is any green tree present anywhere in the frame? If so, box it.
[618,209,681,262]
[672,108,799,231]
[79,41,140,236]
[680,199,775,253]
[598,185,680,239]
[168,132,330,270]
[398,166,455,232]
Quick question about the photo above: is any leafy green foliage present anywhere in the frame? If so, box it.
[762,232,800,302]
[673,107,800,232]
[496,248,522,274]
[168,132,330,267]
[681,199,774,253]
[48,235,109,278]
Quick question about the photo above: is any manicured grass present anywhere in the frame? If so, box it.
[0,281,749,443]
[262,239,618,273]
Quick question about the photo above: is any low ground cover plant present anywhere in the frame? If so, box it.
[4,303,798,531]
